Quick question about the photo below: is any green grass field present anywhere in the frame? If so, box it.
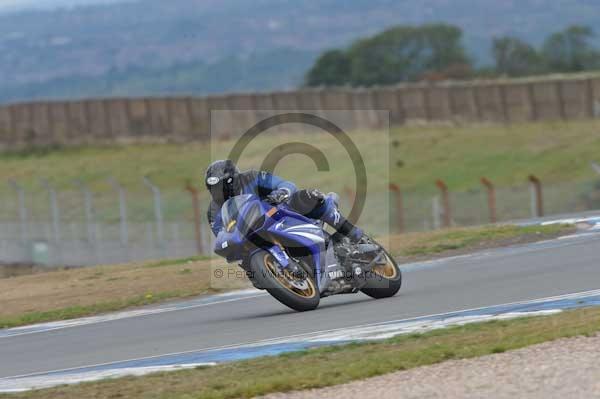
[0,119,599,231]
[2,119,599,191]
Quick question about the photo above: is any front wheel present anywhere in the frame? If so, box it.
[250,250,320,311]
[360,242,402,299]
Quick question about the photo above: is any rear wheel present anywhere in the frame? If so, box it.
[250,250,320,311]
[360,243,402,299]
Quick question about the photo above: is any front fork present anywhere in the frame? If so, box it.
[265,245,290,267]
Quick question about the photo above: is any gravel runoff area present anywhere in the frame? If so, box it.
[263,333,600,399]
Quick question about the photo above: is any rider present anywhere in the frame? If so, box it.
[205,159,363,242]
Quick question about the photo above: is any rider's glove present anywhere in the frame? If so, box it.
[266,188,290,204]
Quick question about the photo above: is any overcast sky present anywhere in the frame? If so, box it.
[0,0,128,13]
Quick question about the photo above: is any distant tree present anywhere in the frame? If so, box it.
[419,24,471,74]
[541,25,600,72]
[492,36,544,76]
[347,24,471,86]
[304,50,351,86]
[304,23,471,87]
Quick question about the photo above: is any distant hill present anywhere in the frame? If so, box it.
[0,0,598,103]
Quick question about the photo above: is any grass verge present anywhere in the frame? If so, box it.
[390,223,574,260]
[0,223,574,329]
[5,306,600,399]
[0,255,248,329]
[0,290,201,329]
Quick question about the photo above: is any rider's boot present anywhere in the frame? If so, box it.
[323,208,364,243]
[318,193,364,243]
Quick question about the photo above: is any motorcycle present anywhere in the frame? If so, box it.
[214,193,402,311]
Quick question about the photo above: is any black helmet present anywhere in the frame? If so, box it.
[205,160,240,204]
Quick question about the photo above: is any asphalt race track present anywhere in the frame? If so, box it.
[1,230,600,386]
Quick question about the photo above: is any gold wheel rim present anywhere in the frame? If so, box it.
[371,252,398,279]
[263,254,316,298]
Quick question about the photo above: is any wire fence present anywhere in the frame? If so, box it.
[397,178,600,233]
[0,178,212,266]
[1,176,599,267]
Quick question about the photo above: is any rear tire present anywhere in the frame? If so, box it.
[250,250,320,311]
[360,243,402,299]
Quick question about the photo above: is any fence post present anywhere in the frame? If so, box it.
[471,86,483,122]
[498,84,510,123]
[40,179,62,263]
[556,81,567,121]
[480,177,497,224]
[435,179,451,228]
[423,86,432,122]
[143,176,166,256]
[170,222,180,258]
[108,177,129,247]
[388,183,404,233]
[8,180,28,246]
[74,179,99,264]
[185,181,204,255]
[585,78,595,118]
[73,179,95,245]
[343,185,356,216]
[528,175,544,218]
[432,196,441,230]
[527,83,538,121]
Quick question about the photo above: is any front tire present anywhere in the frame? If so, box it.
[250,250,320,311]
[360,243,402,299]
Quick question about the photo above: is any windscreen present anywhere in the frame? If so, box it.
[221,194,254,226]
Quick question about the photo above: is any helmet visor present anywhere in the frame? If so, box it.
[207,175,236,204]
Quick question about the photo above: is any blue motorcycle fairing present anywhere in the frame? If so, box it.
[214,194,328,290]
[268,205,327,286]
[214,228,244,262]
